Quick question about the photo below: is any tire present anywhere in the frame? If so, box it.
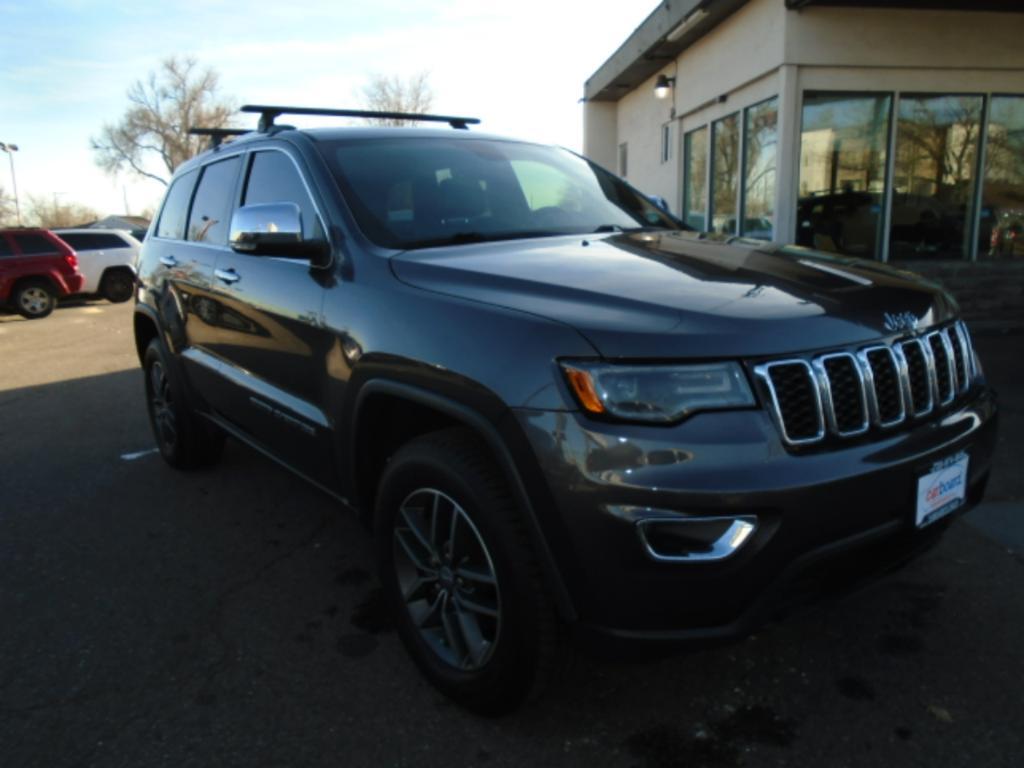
[142,338,224,469]
[375,427,563,715]
[100,269,135,303]
[13,280,56,319]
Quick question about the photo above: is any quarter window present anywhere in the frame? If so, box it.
[188,157,242,245]
[11,233,56,255]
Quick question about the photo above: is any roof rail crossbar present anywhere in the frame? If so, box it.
[188,127,251,148]
[240,104,481,132]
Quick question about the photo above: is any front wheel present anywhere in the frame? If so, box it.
[13,281,56,319]
[375,428,563,715]
[143,338,224,469]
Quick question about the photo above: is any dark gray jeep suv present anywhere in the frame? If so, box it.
[134,106,998,713]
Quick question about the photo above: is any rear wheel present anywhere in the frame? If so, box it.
[375,427,562,715]
[100,269,135,303]
[13,281,56,319]
[143,338,224,469]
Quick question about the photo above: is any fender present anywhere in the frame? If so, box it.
[351,378,577,622]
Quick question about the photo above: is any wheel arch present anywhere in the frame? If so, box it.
[351,379,577,621]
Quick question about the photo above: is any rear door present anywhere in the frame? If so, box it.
[202,147,335,483]
[148,156,245,401]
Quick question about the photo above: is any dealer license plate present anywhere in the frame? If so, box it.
[915,451,969,528]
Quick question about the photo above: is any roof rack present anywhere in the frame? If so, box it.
[240,104,481,132]
[188,127,251,148]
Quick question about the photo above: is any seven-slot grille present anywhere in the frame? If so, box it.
[754,321,977,446]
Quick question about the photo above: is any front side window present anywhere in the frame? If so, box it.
[710,113,740,234]
[243,151,324,240]
[188,156,242,245]
[798,92,892,258]
[982,95,1024,260]
[0,236,12,257]
[156,169,199,240]
[318,138,679,250]
[889,94,984,261]
[59,232,130,250]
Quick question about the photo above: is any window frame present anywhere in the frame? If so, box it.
[240,147,329,252]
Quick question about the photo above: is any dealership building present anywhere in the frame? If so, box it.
[583,0,1024,322]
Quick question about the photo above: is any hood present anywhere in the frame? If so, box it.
[390,231,957,358]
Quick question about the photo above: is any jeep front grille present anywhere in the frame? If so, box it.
[754,321,976,447]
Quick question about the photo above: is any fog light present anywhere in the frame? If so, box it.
[637,515,757,562]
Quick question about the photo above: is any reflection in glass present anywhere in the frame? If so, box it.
[797,93,891,258]
[683,127,707,230]
[890,94,983,261]
[981,96,1024,260]
[711,114,740,234]
[742,98,778,239]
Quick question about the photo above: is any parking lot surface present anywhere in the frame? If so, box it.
[1,301,1022,768]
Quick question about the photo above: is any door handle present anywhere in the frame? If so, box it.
[214,268,241,284]
[159,255,178,267]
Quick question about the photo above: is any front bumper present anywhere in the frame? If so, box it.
[512,385,998,641]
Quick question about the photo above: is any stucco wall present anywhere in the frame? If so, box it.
[784,6,1024,70]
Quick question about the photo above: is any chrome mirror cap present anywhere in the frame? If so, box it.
[229,202,303,254]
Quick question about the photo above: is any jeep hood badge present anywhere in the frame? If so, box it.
[883,311,919,333]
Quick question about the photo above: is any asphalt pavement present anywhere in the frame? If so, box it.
[0,300,1021,768]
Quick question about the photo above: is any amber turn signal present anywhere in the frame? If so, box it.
[563,365,606,414]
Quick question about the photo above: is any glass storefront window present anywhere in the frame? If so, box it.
[711,114,740,234]
[798,93,891,258]
[981,96,1024,260]
[890,94,984,261]
[683,126,707,230]
[742,97,777,240]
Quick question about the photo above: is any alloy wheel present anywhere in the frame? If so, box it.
[148,360,177,449]
[393,488,502,671]
[19,287,52,316]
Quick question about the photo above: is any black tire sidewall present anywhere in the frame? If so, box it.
[101,271,134,303]
[375,439,544,714]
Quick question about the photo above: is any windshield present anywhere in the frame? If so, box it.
[317,137,683,249]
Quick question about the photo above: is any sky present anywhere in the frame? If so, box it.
[1,0,654,220]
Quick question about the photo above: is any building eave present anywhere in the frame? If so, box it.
[583,0,750,103]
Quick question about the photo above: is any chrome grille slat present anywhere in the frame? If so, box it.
[754,322,975,447]
[856,345,906,428]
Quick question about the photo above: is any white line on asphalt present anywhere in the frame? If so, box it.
[120,448,159,461]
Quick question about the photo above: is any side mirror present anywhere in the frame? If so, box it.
[229,203,326,260]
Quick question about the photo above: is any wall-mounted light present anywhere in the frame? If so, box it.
[654,75,675,100]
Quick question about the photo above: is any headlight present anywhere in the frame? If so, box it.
[560,361,755,423]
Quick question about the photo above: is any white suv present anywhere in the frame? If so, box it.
[53,229,140,302]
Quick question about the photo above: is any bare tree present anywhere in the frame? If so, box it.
[360,72,434,125]
[0,185,15,227]
[27,194,99,229]
[92,56,236,186]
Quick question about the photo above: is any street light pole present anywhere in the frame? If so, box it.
[0,141,21,226]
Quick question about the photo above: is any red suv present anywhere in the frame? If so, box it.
[0,228,85,319]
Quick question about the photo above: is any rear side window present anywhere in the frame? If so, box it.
[188,156,242,245]
[157,169,199,240]
[0,236,12,257]
[243,151,323,240]
[12,233,58,255]
[59,232,131,250]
